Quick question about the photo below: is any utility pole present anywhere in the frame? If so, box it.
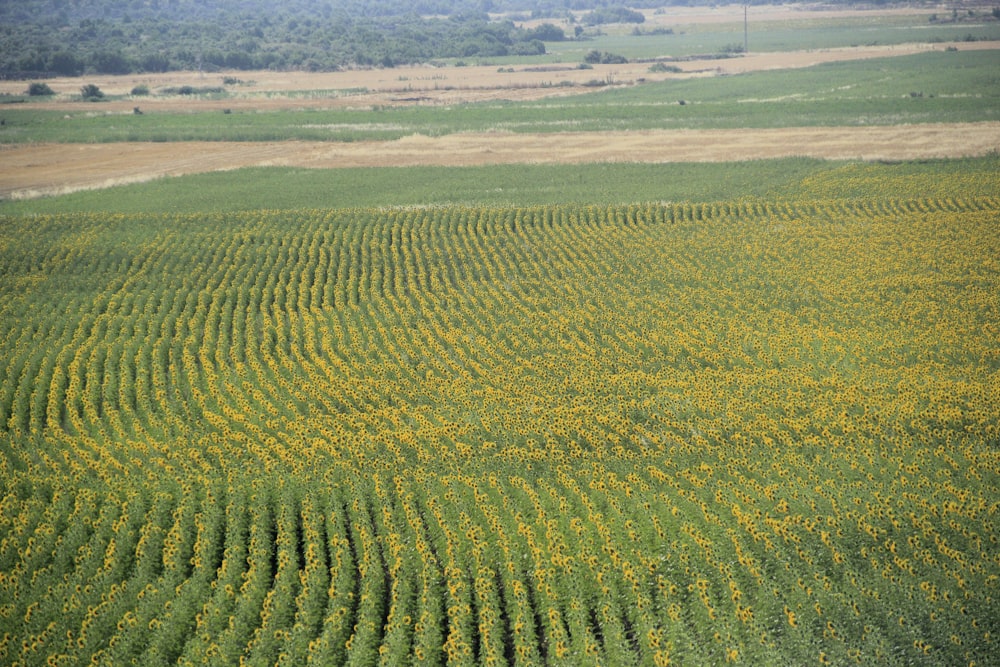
[744,4,749,54]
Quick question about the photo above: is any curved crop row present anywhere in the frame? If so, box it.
[1,194,998,665]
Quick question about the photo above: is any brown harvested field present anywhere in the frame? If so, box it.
[4,123,999,200]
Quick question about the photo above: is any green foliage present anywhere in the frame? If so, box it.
[582,6,646,26]
[584,49,629,64]
[79,83,104,100]
[648,62,683,73]
[524,22,566,42]
[48,51,85,76]
[26,82,54,96]
[161,85,226,96]
[0,6,552,75]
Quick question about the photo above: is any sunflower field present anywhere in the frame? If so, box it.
[1,187,998,665]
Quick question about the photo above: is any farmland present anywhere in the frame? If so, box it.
[2,184,999,666]
[3,47,1000,202]
[2,3,1000,666]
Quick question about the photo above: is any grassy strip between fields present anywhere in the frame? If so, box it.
[2,155,998,215]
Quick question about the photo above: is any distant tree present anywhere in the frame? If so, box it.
[525,23,564,41]
[584,50,627,65]
[582,7,645,26]
[224,51,255,69]
[49,51,84,76]
[27,82,55,96]
[80,83,105,100]
[17,52,47,72]
[1,0,665,75]
[91,50,132,74]
[510,39,545,55]
[140,54,171,72]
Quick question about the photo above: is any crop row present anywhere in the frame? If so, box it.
[1,194,998,665]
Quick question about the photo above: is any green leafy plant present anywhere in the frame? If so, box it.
[27,82,55,96]
[80,83,105,100]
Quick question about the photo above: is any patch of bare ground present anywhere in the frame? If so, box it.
[4,123,999,200]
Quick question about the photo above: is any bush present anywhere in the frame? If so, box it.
[131,84,150,96]
[524,23,565,42]
[648,63,682,73]
[161,86,224,95]
[27,82,55,96]
[584,50,628,65]
[510,40,546,56]
[80,84,105,100]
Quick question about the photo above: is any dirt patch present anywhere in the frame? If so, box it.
[4,123,998,200]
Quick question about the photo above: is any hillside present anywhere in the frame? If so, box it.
[0,0,906,75]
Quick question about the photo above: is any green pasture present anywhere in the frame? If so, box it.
[4,156,997,215]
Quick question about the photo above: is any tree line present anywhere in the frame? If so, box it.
[1,0,879,77]
[3,15,563,76]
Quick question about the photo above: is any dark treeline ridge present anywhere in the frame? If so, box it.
[3,0,892,76]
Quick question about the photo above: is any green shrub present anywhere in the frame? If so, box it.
[80,83,105,100]
[27,82,55,96]
[584,50,628,65]
[648,62,682,73]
